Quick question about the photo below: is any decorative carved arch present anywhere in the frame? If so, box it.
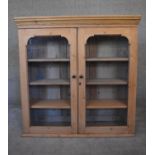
[25,35,71,46]
[83,33,130,46]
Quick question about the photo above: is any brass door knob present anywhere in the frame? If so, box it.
[72,75,76,78]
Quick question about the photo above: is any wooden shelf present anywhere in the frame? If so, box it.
[30,100,70,109]
[29,79,70,86]
[86,57,129,62]
[28,58,70,62]
[87,79,128,85]
[87,100,127,109]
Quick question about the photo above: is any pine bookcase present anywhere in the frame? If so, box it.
[14,16,141,137]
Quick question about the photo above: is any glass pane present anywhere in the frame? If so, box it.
[29,86,70,100]
[27,36,71,127]
[86,62,128,80]
[31,109,71,126]
[28,63,70,82]
[86,35,128,58]
[86,85,128,100]
[27,36,69,59]
[86,109,127,126]
[85,35,128,127]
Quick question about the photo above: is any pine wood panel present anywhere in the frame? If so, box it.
[29,79,70,85]
[83,126,128,134]
[87,100,127,109]
[22,132,134,137]
[127,27,138,133]
[78,29,87,132]
[87,79,128,85]
[86,57,129,62]
[18,30,30,133]
[28,58,70,62]
[14,16,141,29]
[68,29,78,133]
[29,126,72,134]
[30,100,70,109]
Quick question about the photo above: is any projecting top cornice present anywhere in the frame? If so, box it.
[14,15,141,29]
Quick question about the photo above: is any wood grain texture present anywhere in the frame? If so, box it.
[86,57,129,62]
[29,126,72,134]
[78,29,87,132]
[69,29,78,133]
[30,100,70,109]
[127,27,138,134]
[87,100,127,109]
[29,79,70,85]
[18,29,31,133]
[14,16,141,29]
[28,58,70,62]
[22,132,134,137]
[86,79,128,85]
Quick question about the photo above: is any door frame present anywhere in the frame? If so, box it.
[18,28,78,134]
[77,27,137,134]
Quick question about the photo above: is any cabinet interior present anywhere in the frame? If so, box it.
[30,109,71,126]
[85,35,129,127]
[27,36,71,126]
[86,109,127,126]
[27,36,70,59]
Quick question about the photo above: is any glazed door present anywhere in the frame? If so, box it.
[78,27,137,134]
[18,28,78,134]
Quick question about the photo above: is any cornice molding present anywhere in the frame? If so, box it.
[14,15,141,29]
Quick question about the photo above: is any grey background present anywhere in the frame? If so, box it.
[8,0,146,155]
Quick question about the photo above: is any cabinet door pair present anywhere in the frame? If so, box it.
[19,27,137,135]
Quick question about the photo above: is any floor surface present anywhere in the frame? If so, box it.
[8,98,146,155]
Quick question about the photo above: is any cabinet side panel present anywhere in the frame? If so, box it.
[127,27,138,133]
[18,29,30,133]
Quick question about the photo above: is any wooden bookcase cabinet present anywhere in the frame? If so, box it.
[14,16,141,137]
